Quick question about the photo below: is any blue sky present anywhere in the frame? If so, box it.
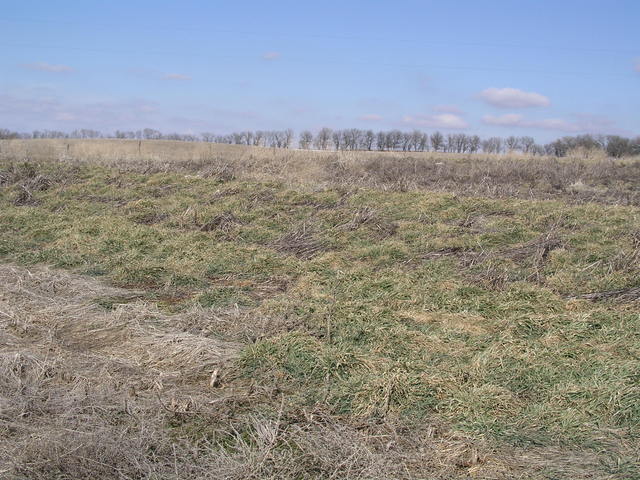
[1,0,638,142]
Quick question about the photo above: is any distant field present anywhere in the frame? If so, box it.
[1,140,639,479]
[2,138,640,205]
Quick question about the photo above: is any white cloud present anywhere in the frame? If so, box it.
[262,51,281,61]
[163,73,191,81]
[402,113,468,129]
[23,62,74,73]
[480,87,550,108]
[359,114,383,121]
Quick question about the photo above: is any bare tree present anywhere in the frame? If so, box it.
[284,129,294,148]
[445,134,456,153]
[342,129,364,150]
[364,130,375,150]
[452,133,468,153]
[430,131,444,152]
[254,130,266,146]
[468,135,481,153]
[143,128,162,140]
[419,132,429,151]
[482,137,503,154]
[387,130,402,150]
[231,132,243,144]
[505,136,520,152]
[299,130,313,149]
[401,132,412,151]
[0,129,20,139]
[409,130,423,151]
[332,130,343,150]
[519,136,535,154]
[606,135,632,157]
[314,128,332,150]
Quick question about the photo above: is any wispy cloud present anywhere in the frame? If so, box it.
[482,113,620,133]
[482,114,527,127]
[634,58,640,73]
[483,113,580,131]
[359,114,383,121]
[0,88,270,134]
[0,92,161,131]
[23,62,74,73]
[262,51,281,61]
[402,113,468,129]
[433,104,463,114]
[55,112,77,121]
[163,73,191,81]
[480,87,550,108]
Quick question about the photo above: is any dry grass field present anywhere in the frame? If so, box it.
[2,138,639,205]
[1,139,639,479]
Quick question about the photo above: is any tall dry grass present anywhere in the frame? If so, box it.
[2,138,639,205]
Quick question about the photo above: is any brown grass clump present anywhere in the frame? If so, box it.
[272,223,329,259]
[0,162,52,206]
[338,207,398,239]
[499,230,564,284]
[568,286,640,302]
[200,211,241,233]
[421,229,564,289]
[501,232,563,263]
[11,185,37,206]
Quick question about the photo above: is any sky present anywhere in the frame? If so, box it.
[1,0,639,142]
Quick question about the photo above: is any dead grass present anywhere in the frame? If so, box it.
[200,212,241,233]
[568,286,640,302]
[338,207,398,239]
[1,146,639,478]
[0,263,575,480]
[2,138,640,205]
[272,223,329,259]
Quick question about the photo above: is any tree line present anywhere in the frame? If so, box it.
[1,127,638,158]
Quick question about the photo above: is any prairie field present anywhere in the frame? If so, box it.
[1,139,639,479]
